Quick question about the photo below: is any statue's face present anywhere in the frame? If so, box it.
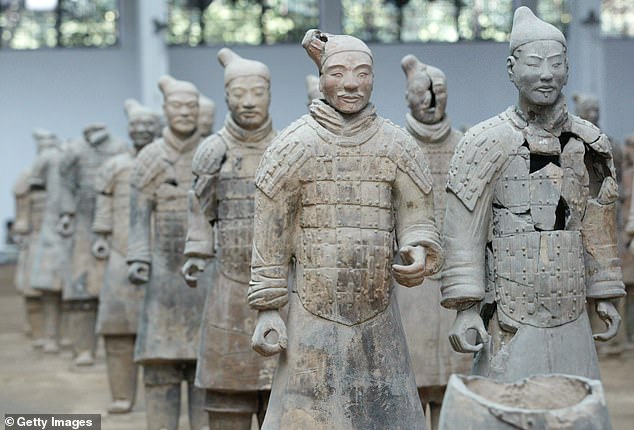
[508,40,568,107]
[198,109,214,137]
[406,72,447,124]
[163,92,199,136]
[129,113,157,149]
[226,76,270,130]
[320,51,373,114]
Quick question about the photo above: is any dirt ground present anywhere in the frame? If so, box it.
[0,263,633,429]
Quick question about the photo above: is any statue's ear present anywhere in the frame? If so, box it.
[506,56,516,82]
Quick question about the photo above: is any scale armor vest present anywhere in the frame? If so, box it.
[489,134,590,328]
[154,147,195,272]
[418,135,459,230]
[29,189,46,235]
[75,140,125,217]
[294,124,408,326]
[216,142,264,283]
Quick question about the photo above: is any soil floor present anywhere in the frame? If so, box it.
[1,263,633,429]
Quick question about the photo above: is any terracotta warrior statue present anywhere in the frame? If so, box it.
[58,123,126,365]
[442,7,625,382]
[198,95,216,138]
[623,135,634,343]
[91,99,160,414]
[29,129,67,353]
[13,153,45,347]
[573,92,630,352]
[182,48,278,430]
[248,29,443,429]
[398,55,470,428]
[127,76,207,430]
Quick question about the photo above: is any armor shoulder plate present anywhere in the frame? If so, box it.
[59,139,81,173]
[447,116,516,211]
[131,141,169,190]
[255,116,313,198]
[95,153,129,194]
[570,115,602,144]
[192,135,227,177]
[385,121,433,194]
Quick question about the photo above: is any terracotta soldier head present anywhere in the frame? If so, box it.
[302,29,373,115]
[507,7,568,112]
[198,95,216,137]
[401,55,448,124]
[83,123,109,146]
[158,75,200,140]
[218,48,271,131]
[33,129,59,153]
[124,99,160,150]
[572,92,600,126]
[305,74,322,107]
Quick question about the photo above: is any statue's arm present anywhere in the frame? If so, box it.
[392,167,443,287]
[184,173,217,259]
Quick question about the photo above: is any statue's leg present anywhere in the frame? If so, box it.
[67,299,98,366]
[205,390,256,430]
[25,296,45,348]
[144,363,181,430]
[41,291,61,353]
[104,335,137,414]
[59,305,73,349]
[256,390,270,427]
[184,362,208,430]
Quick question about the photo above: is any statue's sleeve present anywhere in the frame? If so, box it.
[581,135,626,299]
[13,180,31,235]
[92,160,116,235]
[184,137,224,258]
[393,166,443,276]
[441,190,492,309]
[248,187,295,310]
[127,154,155,265]
[29,153,47,189]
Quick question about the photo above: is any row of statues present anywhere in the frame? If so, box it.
[10,6,632,429]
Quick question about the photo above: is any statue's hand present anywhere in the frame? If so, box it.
[448,305,489,353]
[392,245,427,287]
[593,300,621,342]
[181,257,208,288]
[251,310,287,357]
[91,236,110,259]
[57,214,74,237]
[128,261,150,285]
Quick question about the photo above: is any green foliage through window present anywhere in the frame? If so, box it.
[0,0,119,49]
[602,0,634,37]
[342,0,570,43]
[167,0,319,46]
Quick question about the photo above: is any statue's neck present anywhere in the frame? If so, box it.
[516,94,567,129]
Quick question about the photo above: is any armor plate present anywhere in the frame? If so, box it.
[296,132,398,326]
[491,231,586,328]
[493,146,530,213]
[529,163,563,230]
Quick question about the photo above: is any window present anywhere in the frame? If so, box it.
[342,0,569,43]
[0,0,119,49]
[602,0,634,37]
[167,0,319,46]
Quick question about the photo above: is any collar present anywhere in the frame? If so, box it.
[220,113,274,148]
[507,95,571,137]
[308,99,379,141]
[162,127,200,156]
[406,113,452,144]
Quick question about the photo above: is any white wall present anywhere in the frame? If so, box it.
[1,2,633,242]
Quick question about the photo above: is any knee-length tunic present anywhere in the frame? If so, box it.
[128,130,206,363]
